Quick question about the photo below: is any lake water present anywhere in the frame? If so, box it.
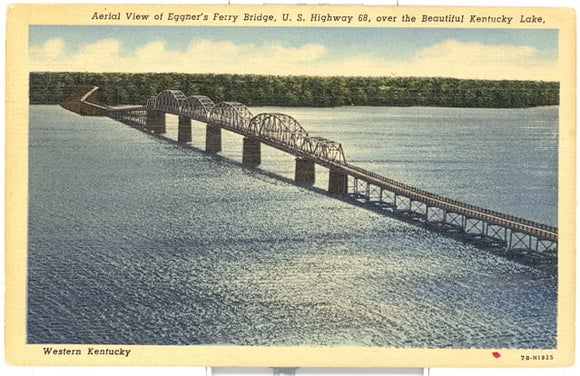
[27,105,557,348]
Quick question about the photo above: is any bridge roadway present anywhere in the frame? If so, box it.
[71,87,557,264]
[339,162,557,242]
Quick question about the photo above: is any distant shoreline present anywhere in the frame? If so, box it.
[29,72,559,109]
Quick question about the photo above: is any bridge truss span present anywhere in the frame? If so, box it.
[181,95,215,122]
[249,113,309,153]
[302,137,346,165]
[208,102,254,132]
[148,90,187,115]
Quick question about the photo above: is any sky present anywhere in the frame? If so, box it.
[28,25,559,80]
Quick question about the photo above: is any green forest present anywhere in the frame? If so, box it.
[30,72,559,108]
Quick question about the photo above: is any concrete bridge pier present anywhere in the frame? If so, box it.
[242,137,261,166]
[146,110,166,134]
[205,124,222,153]
[295,158,315,185]
[328,169,348,195]
[178,116,192,143]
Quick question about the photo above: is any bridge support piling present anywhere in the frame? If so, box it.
[295,158,315,185]
[146,110,166,134]
[205,124,222,153]
[242,137,261,167]
[178,116,192,143]
[328,169,348,195]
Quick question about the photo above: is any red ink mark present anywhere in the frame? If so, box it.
[492,352,501,359]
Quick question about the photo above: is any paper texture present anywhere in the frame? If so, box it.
[5,2,576,368]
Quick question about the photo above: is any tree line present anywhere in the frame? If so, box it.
[29,72,559,108]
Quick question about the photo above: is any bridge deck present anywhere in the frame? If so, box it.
[338,163,557,241]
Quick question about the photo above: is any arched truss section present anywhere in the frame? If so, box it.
[144,92,347,164]
[181,95,215,122]
[248,113,309,147]
[300,137,346,165]
[153,90,187,114]
[208,102,254,131]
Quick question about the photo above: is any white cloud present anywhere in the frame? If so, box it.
[29,38,65,60]
[29,38,124,72]
[29,38,66,70]
[392,39,559,81]
[29,37,558,81]
[268,42,327,62]
[69,39,124,72]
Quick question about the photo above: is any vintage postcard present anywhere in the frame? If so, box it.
[4,2,576,368]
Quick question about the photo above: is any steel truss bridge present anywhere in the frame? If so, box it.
[70,87,558,268]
